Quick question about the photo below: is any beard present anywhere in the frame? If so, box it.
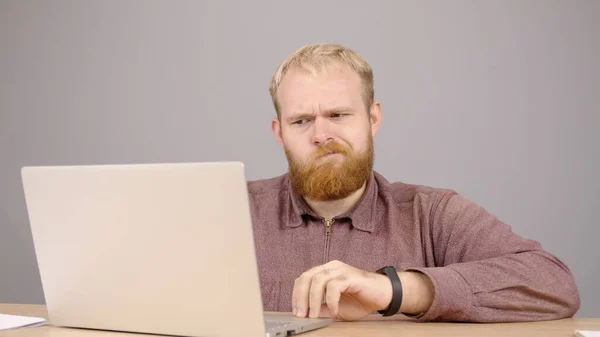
[284,135,374,202]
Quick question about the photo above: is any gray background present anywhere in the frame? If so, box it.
[1,0,598,317]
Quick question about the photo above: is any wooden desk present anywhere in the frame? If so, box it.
[2,303,599,337]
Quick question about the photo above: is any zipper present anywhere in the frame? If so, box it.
[323,218,335,264]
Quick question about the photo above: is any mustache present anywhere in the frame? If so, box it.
[312,142,350,159]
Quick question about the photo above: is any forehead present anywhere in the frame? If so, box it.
[276,63,363,116]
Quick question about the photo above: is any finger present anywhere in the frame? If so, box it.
[308,267,344,318]
[291,284,297,316]
[294,261,347,317]
[325,276,351,318]
[292,277,307,317]
[318,303,333,318]
[293,264,330,317]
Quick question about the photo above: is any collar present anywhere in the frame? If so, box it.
[284,171,378,233]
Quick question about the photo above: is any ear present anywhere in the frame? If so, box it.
[369,100,382,136]
[271,117,284,147]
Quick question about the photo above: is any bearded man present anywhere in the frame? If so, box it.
[246,43,579,323]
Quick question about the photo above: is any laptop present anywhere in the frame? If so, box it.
[21,162,333,337]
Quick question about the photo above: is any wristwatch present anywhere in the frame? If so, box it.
[375,266,403,317]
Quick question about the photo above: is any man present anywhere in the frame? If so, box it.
[247,43,580,322]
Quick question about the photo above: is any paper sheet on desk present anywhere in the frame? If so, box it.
[0,313,46,330]
[576,330,600,337]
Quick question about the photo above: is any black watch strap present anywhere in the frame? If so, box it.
[375,266,403,317]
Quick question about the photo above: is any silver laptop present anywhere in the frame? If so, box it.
[21,162,332,337]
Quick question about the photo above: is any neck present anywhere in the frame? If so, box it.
[304,182,367,220]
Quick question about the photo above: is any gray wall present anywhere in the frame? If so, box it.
[1,0,598,317]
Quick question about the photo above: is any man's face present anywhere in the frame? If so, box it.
[272,63,381,201]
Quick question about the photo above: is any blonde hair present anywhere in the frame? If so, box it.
[269,43,374,118]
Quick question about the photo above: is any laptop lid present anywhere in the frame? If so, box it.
[21,162,268,337]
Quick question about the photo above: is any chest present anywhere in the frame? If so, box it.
[252,213,433,311]
[254,216,429,283]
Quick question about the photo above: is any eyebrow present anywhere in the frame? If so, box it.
[285,107,354,123]
[323,107,353,114]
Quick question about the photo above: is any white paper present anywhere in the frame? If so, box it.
[0,313,46,330]
[575,330,600,337]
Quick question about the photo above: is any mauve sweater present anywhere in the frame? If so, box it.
[247,171,580,322]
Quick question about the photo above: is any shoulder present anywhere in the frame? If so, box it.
[245,173,292,226]
[374,172,498,231]
[247,172,289,196]
[373,171,459,213]
[246,172,291,211]
[374,172,456,202]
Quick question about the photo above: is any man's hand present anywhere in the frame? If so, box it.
[291,260,435,321]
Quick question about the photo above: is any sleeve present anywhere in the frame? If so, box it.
[404,191,580,322]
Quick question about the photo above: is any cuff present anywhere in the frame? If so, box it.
[402,266,475,322]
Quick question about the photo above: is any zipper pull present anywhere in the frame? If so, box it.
[324,218,334,236]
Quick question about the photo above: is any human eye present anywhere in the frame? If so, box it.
[292,118,309,125]
[330,113,347,119]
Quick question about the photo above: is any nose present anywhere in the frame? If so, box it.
[311,117,334,145]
